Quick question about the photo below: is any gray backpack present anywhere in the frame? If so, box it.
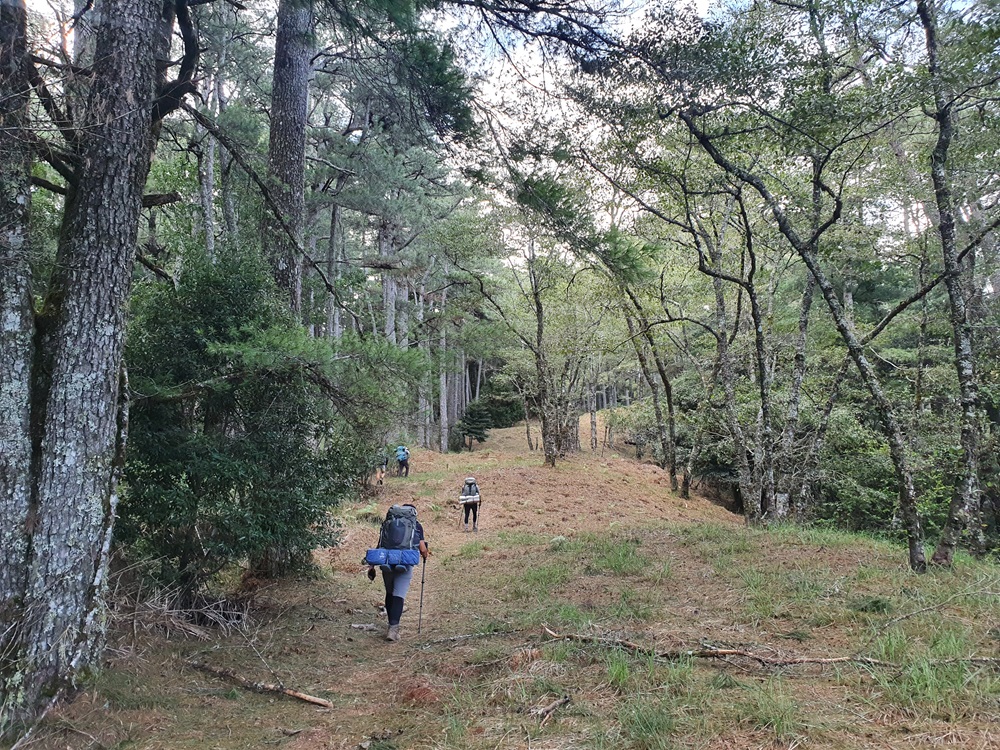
[378,505,419,550]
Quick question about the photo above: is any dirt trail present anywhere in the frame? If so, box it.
[285,427,741,748]
[329,427,737,639]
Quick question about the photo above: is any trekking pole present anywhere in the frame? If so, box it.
[417,543,428,634]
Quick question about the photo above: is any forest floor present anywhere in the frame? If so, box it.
[25,425,1000,750]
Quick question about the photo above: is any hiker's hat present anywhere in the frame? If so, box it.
[465,476,476,483]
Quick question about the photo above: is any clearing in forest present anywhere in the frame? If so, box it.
[30,426,1000,750]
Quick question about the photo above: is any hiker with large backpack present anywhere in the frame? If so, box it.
[459,476,482,532]
[395,445,411,477]
[365,503,428,641]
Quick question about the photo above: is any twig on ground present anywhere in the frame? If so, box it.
[350,623,378,631]
[10,694,64,750]
[882,582,1000,629]
[188,661,333,708]
[534,695,570,727]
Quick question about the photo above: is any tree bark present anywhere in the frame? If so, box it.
[0,0,34,660]
[196,78,216,261]
[4,0,161,726]
[380,219,398,344]
[624,288,678,490]
[589,379,598,452]
[264,0,313,312]
[439,286,449,453]
[917,0,981,565]
[626,313,670,470]
[706,241,756,519]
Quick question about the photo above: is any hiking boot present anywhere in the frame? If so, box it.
[463,523,469,532]
[473,523,478,532]
[387,625,400,642]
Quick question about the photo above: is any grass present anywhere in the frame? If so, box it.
[498,530,548,546]
[585,537,650,576]
[735,678,803,739]
[617,696,678,749]
[454,540,485,559]
[606,648,632,690]
[502,560,574,601]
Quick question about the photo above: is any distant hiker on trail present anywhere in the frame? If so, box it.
[395,445,411,477]
[459,476,481,532]
[365,503,429,642]
[372,450,388,488]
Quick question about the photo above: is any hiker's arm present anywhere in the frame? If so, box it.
[419,539,430,560]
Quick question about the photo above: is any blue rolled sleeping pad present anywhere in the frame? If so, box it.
[365,547,420,572]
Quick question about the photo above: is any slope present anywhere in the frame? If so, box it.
[26,426,1000,750]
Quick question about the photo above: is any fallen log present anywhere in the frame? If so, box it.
[189,661,333,708]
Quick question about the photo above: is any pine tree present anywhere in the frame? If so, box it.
[458,400,492,450]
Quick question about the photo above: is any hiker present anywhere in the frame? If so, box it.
[372,450,388,488]
[395,444,411,477]
[366,503,429,641]
[459,476,481,532]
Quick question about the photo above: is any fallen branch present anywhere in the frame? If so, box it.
[541,627,892,669]
[189,661,333,708]
[534,695,570,727]
[543,626,1000,670]
[350,623,378,631]
[881,583,1000,629]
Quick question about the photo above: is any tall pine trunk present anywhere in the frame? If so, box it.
[2,0,161,727]
[264,0,312,312]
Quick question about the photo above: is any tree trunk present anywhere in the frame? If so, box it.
[779,271,816,499]
[624,288,679,490]
[326,200,345,339]
[0,0,33,662]
[3,0,161,727]
[380,219,397,344]
[215,48,238,239]
[626,314,670,469]
[264,0,312,312]
[707,244,756,519]
[196,88,216,261]
[918,0,982,565]
[439,286,449,453]
[682,111,927,572]
[590,382,598,452]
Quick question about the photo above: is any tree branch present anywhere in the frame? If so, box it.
[151,0,199,123]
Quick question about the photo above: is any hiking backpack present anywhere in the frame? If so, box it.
[379,504,419,550]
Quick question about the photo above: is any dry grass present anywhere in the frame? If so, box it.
[19,424,1000,750]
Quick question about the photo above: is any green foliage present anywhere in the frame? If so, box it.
[456,398,491,450]
[480,379,524,428]
[121,252,412,597]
